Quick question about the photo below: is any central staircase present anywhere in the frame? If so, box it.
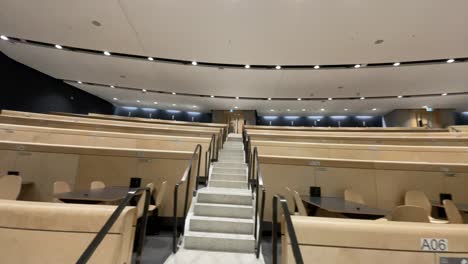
[165,134,264,263]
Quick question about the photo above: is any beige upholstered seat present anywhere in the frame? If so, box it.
[344,189,365,204]
[52,181,71,203]
[0,175,22,200]
[149,181,167,213]
[285,187,296,214]
[293,190,308,216]
[443,199,464,224]
[388,205,430,223]
[90,181,106,190]
[404,190,431,214]
[0,200,137,264]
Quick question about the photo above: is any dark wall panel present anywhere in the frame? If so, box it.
[0,52,113,114]
[455,112,468,125]
[256,115,383,127]
[114,106,212,123]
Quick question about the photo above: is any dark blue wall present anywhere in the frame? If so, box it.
[0,52,113,115]
[114,106,212,123]
[256,115,383,127]
[455,112,468,125]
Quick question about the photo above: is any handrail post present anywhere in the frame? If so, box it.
[195,145,202,191]
[256,188,265,258]
[183,166,192,223]
[173,185,179,253]
[135,188,151,263]
[272,196,278,264]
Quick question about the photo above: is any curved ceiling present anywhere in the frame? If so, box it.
[1,0,467,115]
[1,0,467,65]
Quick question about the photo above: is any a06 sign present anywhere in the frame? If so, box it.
[421,238,448,252]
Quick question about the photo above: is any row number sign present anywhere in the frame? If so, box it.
[421,238,448,252]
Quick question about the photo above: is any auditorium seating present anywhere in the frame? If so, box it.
[0,200,137,263]
[245,124,449,133]
[387,205,430,223]
[443,200,464,224]
[90,181,106,190]
[283,216,468,264]
[0,175,22,200]
[0,140,193,217]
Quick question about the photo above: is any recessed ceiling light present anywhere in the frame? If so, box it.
[236,97,239,99]
[447,59,455,63]
[113,98,118,101]
[148,57,154,61]
[136,100,141,103]
[314,65,320,69]
[55,44,63,49]
[344,108,349,111]
[193,105,197,108]
[328,98,333,101]
[268,98,272,100]
[422,105,428,108]
[360,97,365,100]
[154,102,158,104]
[270,109,275,112]
[0,35,9,41]
[275,65,281,70]
[110,85,114,88]
[172,104,177,106]
[234,106,239,109]
[442,93,448,96]
[103,51,111,56]
[77,81,82,84]
[172,92,176,95]
[320,108,325,111]
[302,109,306,111]
[142,89,147,93]
[397,95,403,98]
[393,62,400,66]
[354,64,361,68]
[287,109,291,111]
[245,65,250,69]
[297,98,302,101]
[372,108,377,111]
[192,61,197,66]
[210,95,215,98]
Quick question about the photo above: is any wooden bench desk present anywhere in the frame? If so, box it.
[55,186,137,204]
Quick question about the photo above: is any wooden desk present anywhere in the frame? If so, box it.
[301,196,390,219]
[55,186,137,204]
[431,200,468,213]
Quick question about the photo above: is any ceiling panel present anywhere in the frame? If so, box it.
[0,0,144,54]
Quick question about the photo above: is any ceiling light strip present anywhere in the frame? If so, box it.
[3,35,468,70]
[64,79,468,101]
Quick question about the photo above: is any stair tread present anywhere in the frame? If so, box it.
[191,215,254,223]
[185,231,255,240]
[195,202,253,209]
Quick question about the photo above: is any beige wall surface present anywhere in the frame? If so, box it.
[0,123,210,176]
[260,155,468,222]
[252,140,468,163]
[0,141,194,217]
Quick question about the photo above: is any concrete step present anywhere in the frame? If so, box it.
[189,215,254,235]
[184,231,255,253]
[197,189,252,206]
[210,180,248,189]
[218,157,245,163]
[213,162,247,169]
[211,173,246,182]
[212,167,246,175]
[194,203,254,219]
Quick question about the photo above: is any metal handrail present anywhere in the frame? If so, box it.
[272,195,304,264]
[172,144,203,253]
[204,134,216,183]
[76,187,151,264]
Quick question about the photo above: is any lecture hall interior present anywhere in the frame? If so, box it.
[1,1,468,263]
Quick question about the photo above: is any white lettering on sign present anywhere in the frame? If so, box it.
[421,238,448,252]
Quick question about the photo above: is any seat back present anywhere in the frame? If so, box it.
[155,181,167,208]
[404,190,432,215]
[53,181,71,203]
[0,200,137,264]
[90,181,106,190]
[443,199,464,224]
[293,190,307,216]
[0,175,22,200]
[344,189,365,204]
[285,187,296,214]
[389,205,430,223]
